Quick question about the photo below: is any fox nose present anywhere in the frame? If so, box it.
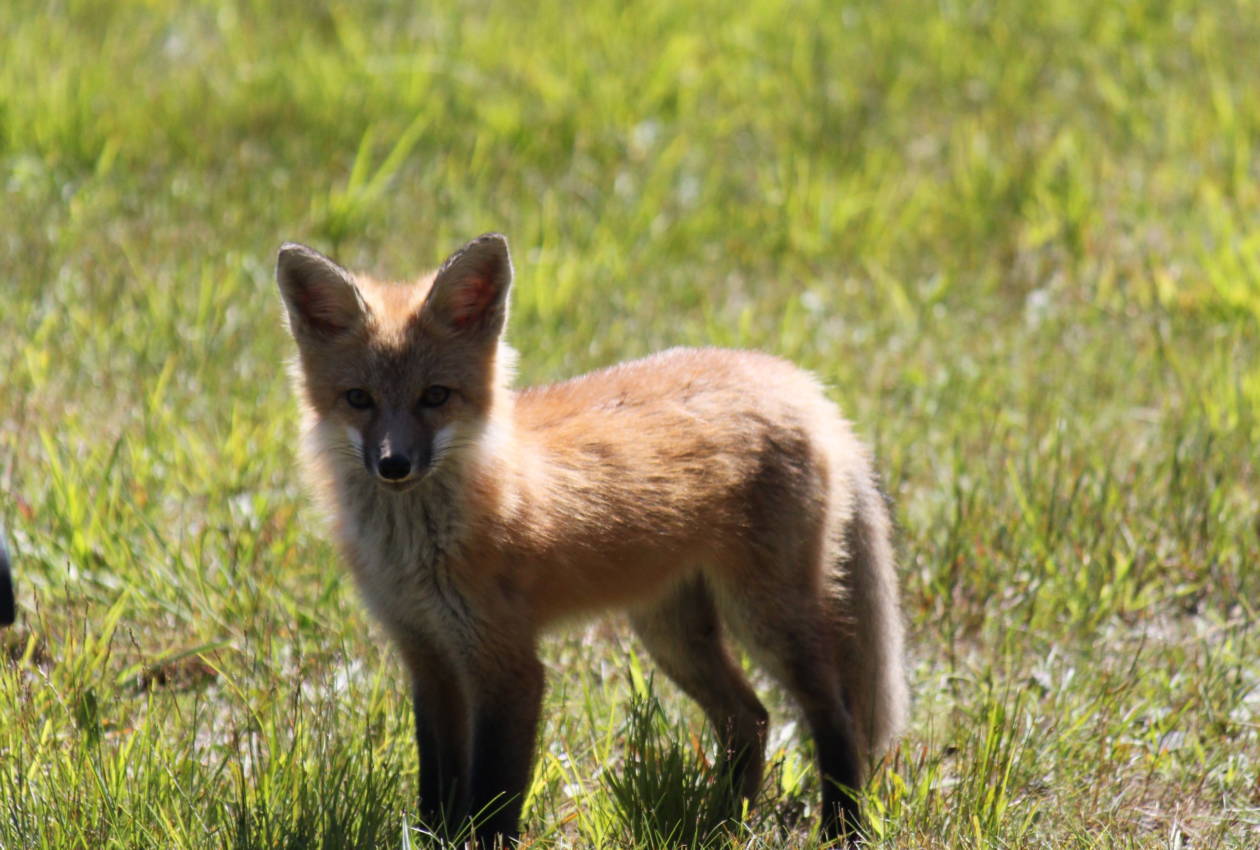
[377,455,412,481]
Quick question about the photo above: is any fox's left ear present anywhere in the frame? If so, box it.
[424,233,513,339]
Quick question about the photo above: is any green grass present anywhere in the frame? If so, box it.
[601,679,748,849]
[2,0,1258,846]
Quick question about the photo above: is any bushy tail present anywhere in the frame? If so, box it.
[835,471,908,766]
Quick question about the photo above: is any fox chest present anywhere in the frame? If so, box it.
[336,493,477,642]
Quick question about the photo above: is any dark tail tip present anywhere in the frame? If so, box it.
[0,536,14,627]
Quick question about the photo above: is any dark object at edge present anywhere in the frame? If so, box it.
[0,536,13,626]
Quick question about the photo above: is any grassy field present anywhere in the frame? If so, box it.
[2,0,1258,847]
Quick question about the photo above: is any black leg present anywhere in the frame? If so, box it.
[399,642,472,843]
[467,654,545,845]
[808,703,864,846]
[413,688,471,837]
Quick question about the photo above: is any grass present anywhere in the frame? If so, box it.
[601,680,747,849]
[1,0,1258,846]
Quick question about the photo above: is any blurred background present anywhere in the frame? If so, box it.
[1,1,1257,847]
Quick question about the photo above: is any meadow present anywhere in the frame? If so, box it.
[1,0,1258,847]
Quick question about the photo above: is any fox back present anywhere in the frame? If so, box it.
[277,233,907,845]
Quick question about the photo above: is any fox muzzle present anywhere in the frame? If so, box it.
[366,425,433,488]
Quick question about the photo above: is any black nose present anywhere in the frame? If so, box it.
[377,455,412,481]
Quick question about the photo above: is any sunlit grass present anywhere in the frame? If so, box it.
[1,0,1257,847]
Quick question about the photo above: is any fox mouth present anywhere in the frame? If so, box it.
[380,477,421,493]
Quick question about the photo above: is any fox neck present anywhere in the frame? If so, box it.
[306,412,502,636]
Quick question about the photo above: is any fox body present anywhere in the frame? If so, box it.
[277,234,907,844]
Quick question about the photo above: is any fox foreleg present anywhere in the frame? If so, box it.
[401,643,474,838]
[467,650,545,844]
[402,632,544,847]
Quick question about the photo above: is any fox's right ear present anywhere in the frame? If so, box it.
[276,243,366,340]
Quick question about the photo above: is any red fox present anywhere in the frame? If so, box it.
[276,234,907,845]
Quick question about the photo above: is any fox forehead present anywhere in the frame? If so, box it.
[334,272,461,375]
[297,315,494,412]
[353,272,438,340]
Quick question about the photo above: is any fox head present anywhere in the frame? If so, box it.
[277,233,514,491]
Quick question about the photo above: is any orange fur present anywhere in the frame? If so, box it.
[277,234,907,846]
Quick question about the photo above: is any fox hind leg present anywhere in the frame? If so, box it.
[629,577,770,806]
[712,539,867,844]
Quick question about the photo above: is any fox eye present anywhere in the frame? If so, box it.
[419,385,451,408]
[345,388,374,409]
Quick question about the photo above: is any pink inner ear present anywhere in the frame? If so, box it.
[450,274,498,328]
[302,286,352,333]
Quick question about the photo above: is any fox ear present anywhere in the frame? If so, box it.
[425,233,512,338]
[276,243,366,339]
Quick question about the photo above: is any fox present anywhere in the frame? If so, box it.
[276,233,908,846]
